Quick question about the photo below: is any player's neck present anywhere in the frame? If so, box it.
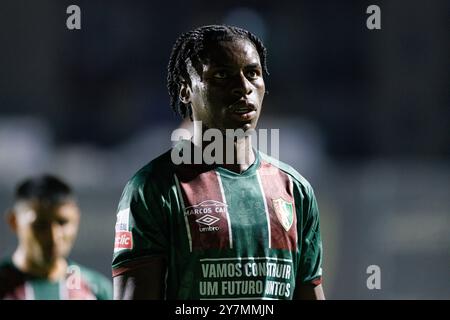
[231,135,255,172]
[192,133,255,173]
[12,247,68,281]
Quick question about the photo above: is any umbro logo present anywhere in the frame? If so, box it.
[195,213,221,233]
[196,214,220,226]
[185,200,225,233]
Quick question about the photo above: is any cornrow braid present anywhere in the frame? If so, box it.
[167,25,269,119]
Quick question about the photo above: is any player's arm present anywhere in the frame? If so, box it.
[293,182,325,300]
[294,283,325,300]
[112,173,168,300]
[113,257,166,300]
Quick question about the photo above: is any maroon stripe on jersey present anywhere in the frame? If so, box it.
[176,168,230,250]
[258,160,298,251]
[311,277,322,286]
[3,284,26,300]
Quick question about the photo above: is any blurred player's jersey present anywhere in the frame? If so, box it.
[112,141,322,300]
[0,259,112,300]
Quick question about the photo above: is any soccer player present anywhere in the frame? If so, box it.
[0,175,112,300]
[112,25,324,300]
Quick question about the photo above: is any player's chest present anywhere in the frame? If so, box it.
[173,171,298,252]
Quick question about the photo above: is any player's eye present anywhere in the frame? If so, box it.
[33,222,50,231]
[57,218,69,226]
[246,70,259,79]
[213,71,228,79]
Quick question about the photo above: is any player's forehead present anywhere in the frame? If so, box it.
[201,38,261,69]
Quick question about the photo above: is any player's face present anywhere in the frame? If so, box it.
[14,202,80,266]
[186,38,265,131]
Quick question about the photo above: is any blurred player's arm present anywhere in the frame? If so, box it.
[113,256,166,300]
[294,283,325,300]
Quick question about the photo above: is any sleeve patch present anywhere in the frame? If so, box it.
[115,208,130,231]
[114,231,133,252]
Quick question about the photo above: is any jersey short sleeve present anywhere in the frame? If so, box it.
[297,184,323,285]
[89,274,113,300]
[76,264,113,300]
[112,169,168,277]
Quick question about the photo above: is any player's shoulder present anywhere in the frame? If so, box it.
[132,149,173,181]
[0,257,19,277]
[126,149,174,190]
[0,257,15,276]
[68,261,112,299]
[68,261,106,280]
[118,148,177,210]
[258,151,315,194]
[0,257,12,268]
[0,257,26,299]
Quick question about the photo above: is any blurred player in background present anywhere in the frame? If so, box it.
[112,25,324,300]
[0,174,112,300]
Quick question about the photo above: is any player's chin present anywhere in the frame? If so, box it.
[241,118,259,131]
[241,122,257,132]
[224,121,256,133]
[39,254,57,266]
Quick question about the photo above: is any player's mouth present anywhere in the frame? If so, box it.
[229,100,257,121]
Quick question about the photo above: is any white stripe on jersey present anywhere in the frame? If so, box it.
[24,282,35,300]
[215,171,233,249]
[174,174,193,253]
[256,170,271,248]
[59,278,67,300]
[287,175,298,245]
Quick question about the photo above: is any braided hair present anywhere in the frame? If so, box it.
[167,25,269,119]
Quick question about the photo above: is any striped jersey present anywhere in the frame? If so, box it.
[112,143,323,300]
[0,258,112,300]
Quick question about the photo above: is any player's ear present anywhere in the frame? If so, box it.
[179,77,192,105]
[5,209,18,233]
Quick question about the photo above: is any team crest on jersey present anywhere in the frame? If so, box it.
[272,198,294,232]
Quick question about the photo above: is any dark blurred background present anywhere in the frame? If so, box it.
[0,0,449,299]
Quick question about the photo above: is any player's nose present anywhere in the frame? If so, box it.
[231,72,252,97]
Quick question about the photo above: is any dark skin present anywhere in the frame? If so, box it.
[113,257,166,300]
[183,39,265,173]
[184,39,265,132]
[114,38,325,300]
